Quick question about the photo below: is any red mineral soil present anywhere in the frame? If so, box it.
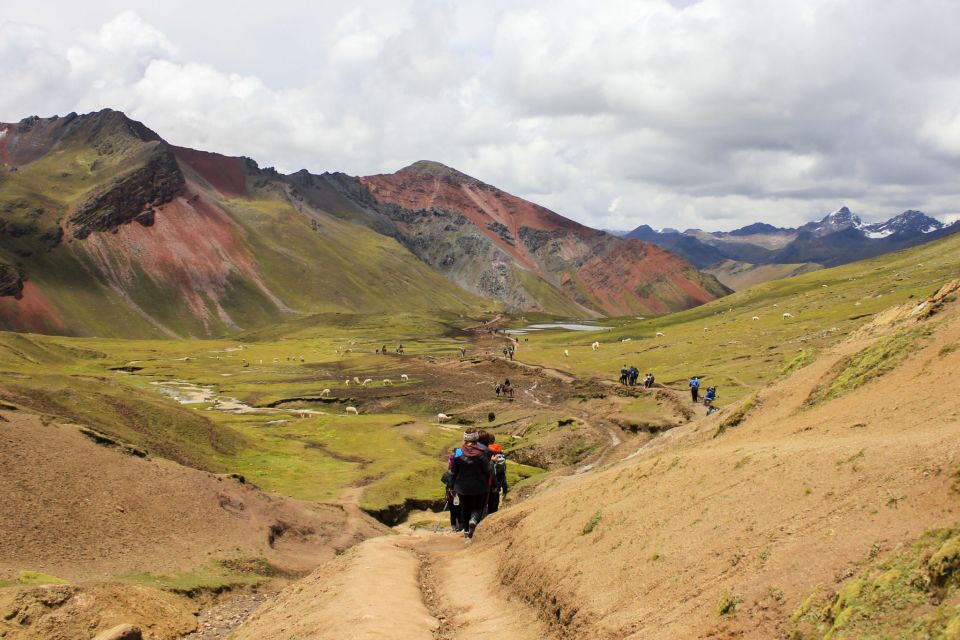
[75,180,288,333]
[174,148,249,200]
[358,162,588,272]
[0,282,67,334]
[0,116,72,167]
[359,161,726,315]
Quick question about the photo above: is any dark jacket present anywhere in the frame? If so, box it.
[451,443,491,496]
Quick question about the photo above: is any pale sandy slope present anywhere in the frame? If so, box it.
[232,281,960,640]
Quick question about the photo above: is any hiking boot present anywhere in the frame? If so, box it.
[467,521,477,539]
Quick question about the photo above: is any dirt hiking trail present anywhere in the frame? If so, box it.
[234,532,555,640]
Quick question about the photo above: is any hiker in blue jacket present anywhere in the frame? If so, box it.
[689,376,700,403]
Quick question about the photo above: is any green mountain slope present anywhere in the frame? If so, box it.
[0,111,487,337]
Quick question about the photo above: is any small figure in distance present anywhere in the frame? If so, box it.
[703,386,718,415]
[619,364,629,386]
[487,438,508,515]
[689,375,700,403]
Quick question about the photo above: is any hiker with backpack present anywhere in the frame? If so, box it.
[619,365,629,385]
[689,376,700,402]
[448,430,492,539]
[441,451,463,532]
[703,386,718,415]
[487,439,509,514]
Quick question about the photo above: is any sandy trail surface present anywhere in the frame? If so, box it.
[233,530,555,640]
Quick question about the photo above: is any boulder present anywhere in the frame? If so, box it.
[92,624,142,640]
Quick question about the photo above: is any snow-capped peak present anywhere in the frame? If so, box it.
[807,206,864,236]
[863,210,944,238]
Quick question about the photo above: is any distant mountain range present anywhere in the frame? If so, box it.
[0,109,727,336]
[624,207,958,289]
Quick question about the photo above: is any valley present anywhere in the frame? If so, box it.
[2,224,959,638]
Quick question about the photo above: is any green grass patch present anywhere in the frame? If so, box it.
[0,571,68,588]
[582,510,603,534]
[119,565,264,595]
[792,525,960,639]
[714,394,759,438]
[716,592,743,616]
[805,328,928,407]
[782,349,816,375]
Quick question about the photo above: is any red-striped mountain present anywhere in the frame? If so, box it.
[0,110,727,336]
[300,161,729,316]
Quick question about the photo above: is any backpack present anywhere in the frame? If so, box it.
[491,454,507,488]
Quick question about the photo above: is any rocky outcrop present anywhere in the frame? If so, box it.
[0,263,23,299]
[69,144,184,239]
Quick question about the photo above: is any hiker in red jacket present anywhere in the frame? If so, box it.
[448,430,492,539]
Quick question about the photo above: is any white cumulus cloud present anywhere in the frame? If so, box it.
[2,1,960,231]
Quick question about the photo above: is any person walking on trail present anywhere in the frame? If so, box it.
[703,386,718,415]
[689,376,700,403]
[487,441,508,514]
[460,346,466,359]
[503,347,509,360]
[508,346,514,361]
[448,430,492,539]
[441,452,462,532]
[619,365,629,385]
[629,366,639,386]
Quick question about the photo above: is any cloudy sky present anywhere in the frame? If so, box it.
[3,0,960,231]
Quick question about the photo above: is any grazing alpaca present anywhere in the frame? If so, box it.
[346,406,359,415]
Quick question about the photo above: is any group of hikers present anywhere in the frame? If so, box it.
[689,376,719,414]
[502,345,515,360]
[443,430,509,538]
[619,365,654,388]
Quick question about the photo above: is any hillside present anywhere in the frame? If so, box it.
[311,161,729,316]
[475,279,960,638]
[704,259,822,291]
[0,111,486,338]
[0,409,385,639]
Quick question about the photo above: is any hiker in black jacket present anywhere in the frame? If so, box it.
[449,430,492,539]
